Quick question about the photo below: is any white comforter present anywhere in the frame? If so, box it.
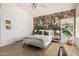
[23,34,53,48]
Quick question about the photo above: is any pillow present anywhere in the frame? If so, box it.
[44,31,49,35]
[38,30,42,35]
[33,29,54,36]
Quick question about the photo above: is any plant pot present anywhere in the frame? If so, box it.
[67,40,73,45]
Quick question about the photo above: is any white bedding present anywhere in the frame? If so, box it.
[23,34,53,48]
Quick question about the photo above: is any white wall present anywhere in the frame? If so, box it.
[0,3,1,44]
[76,4,79,37]
[76,16,79,48]
[75,4,79,48]
[76,16,79,38]
[0,3,33,47]
[76,4,79,17]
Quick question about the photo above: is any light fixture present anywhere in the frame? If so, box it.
[32,3,37,9]
[30,3,46,9]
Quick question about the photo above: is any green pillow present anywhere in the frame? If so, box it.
[38,31,42,35]
[44,31,49,35]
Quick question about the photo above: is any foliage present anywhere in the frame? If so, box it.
[62,23,73,38]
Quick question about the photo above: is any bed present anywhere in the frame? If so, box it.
[23,30,54,48]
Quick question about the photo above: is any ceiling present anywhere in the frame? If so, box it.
[15,3,76,17]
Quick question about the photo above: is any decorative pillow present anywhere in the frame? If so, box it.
[44,31,49,35]
[38,30,42,35]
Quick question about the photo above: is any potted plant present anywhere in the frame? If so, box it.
[62,23,73,45]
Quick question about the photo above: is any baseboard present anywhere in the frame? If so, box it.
[0,41,16,47]
[0,38,24,47]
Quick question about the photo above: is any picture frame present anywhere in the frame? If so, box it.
[5,20,11,30]
[6,25,11,29]
[5,20,11,24]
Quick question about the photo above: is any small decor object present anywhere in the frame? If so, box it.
[67,40,73,45]
[5,20,11,30]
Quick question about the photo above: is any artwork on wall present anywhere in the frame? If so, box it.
[5,20,11,29]
[5,20,11,24]
[6,25,11,29]
[33,9,75,31]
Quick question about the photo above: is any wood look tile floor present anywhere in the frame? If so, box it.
[64,44,79,56]
[0,41,79,56]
